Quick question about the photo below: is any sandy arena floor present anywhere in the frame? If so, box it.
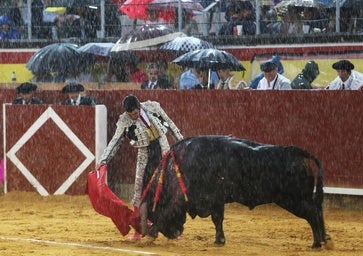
[0,191,362,256]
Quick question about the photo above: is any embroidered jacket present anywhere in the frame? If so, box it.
[99,100,183,164]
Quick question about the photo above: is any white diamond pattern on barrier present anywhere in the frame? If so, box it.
[6,106,95,196]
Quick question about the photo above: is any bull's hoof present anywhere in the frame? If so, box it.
[138,235,156,246]
[311,243,322,249]
[324,235,334,250]
[214,239,226,246]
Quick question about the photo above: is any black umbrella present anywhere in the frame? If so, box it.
[172,48,245,71]
[77,42,115,57]
[26,43,95,75]
[109,51,140,63]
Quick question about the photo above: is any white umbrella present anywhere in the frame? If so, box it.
[112,24,186,52]
[159,36,215,55]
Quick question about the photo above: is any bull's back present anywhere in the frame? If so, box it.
[172,136,315,207]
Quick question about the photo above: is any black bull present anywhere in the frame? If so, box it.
[141,136,332,248]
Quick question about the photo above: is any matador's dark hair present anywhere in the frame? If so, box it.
[122,94,140,112]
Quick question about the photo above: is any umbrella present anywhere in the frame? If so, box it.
[77,42,115,57]
[275,0,324,9]
[112,24,186,51]
[172,48,245,71]
[120,0,175,21]
[87,165,141,236]
[159,36,215,55]
[148,0,204,11]
[321,0,363,8]
[109,51,141,63]
[26,43,95,75]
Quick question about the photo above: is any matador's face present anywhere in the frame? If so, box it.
[127,108,140,120]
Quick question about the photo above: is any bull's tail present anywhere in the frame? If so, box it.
[287,146,324,208]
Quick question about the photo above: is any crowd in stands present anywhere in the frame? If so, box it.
[0,0,363,40]
[29,55,363,91]
[0,0,121,40]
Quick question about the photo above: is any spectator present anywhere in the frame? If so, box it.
[62,82,96,105]
[19,0,30,26]
[280,6,303,34]
[68,5,99,40]
[9,0,23,34]
[219,1,243,35]
[195,68,215,89]
[105,0,121,37]
[201,0,216,34]
[145,7,159,24]
[140,63,172,89]
[240,1,256,35]
[260,6,281,34]
[216,68,247,89]
[41,0,58,39]
[105,58,129,82]
[31,0,44,39]
[13,82,44,104]
[249,55,284,89]
[351,7,363,33]
[174,8,199,36]
[0,14,21,40]
[125,62,148,83]
[257,60,291,90]
[180,67,199,89]
[96,94,183,240]
[326,60,363,90]
[291,61,320,89]
[156,59,174,88]
[144,6,172,28]
[302,7,328,33]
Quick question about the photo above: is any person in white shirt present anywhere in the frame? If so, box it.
[326,60,363,90]
[216,68,247,89]
[257,61,291,90]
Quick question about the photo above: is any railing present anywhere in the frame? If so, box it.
[1,1,363,45]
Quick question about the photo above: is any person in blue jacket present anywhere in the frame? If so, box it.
[0,14,21,40]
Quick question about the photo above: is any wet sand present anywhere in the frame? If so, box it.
[0,191,362,256]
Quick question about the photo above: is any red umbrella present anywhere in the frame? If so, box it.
[119,0,175,22]
[148,0,204,12]
[87,165,141,235]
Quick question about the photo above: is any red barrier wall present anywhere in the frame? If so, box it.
[1,89,362,194]
[4,104,107,195]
